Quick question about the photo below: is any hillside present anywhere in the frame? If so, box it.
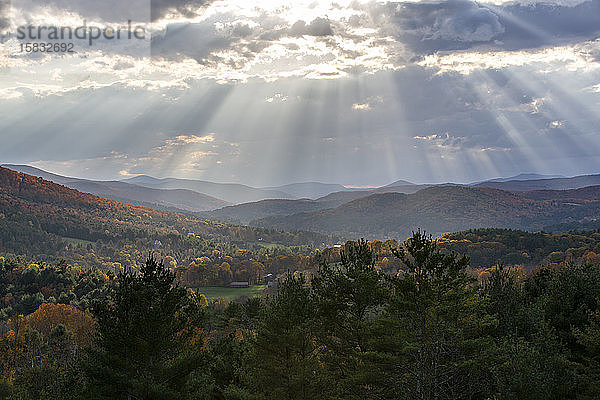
[3,165,230,212]
[482,173,565,183]
[202,198,337,224]
[438,228,600,268]
[262,182,347,199]
[123,175,294,204]
[519,185,600,201]
[476,174,600,191]
[252,185,600,238]
[0,167,329,269]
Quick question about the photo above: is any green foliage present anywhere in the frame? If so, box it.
[378,231,493,400]
[311,239,388,398]
[248,273,323,400]
[439,228,600,268]
[3,232,600,399]
[84,256,201,399]
[0,259,111,321]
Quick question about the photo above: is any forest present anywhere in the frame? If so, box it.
[1,231,600,399]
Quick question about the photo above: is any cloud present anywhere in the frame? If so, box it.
[419,39,600,74]
[9,0,217,23]
[0,0,9,40]
[150,0,216,22]
[366,0,600,58]
[376,0,505,56]
[289,17,334,37]
[352,95,383,111]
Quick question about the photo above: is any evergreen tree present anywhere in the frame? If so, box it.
[84,256,200,399]
[248,273,324,400]
[379,231,493,400]
[312,239,388,399]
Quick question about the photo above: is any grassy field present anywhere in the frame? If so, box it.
[196,285,268,300]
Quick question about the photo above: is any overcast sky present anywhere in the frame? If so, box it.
[1,0,599,186]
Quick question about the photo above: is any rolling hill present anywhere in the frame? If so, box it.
[475,174,600,191]
[262,182,348,199]
[202,198,340,224]
[123,175,294,204]
[482,173,565,183]
[0,167,330,268]
[251,185,600,238]
[2,164,230,212]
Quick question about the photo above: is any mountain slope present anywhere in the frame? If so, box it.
[519,185,600,201]
[3,165,230,212]
[262,182,347,199]
[252,185,600,238]
[122,176,294,204]
[203,198,340,224]
[384,179,415,187]
[483,173,565,183]
[475,174,600,191]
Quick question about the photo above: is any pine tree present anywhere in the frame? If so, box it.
[84,256,200,399]
[312,239,388,399]
[248,273,324,400]
[379,231,493,400]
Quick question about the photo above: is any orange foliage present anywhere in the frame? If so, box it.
[28,303,96,348]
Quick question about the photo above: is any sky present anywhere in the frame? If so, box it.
[0,0,599,187]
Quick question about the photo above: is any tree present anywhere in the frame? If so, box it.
[380,231,493,400]
[312,239,388,399]
[574,308,600,399]
[248,273,324,400]
[84,256,201,399]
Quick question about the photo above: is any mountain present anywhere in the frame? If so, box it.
[262,182,347,199]
[482,173,566,183]
[475,174,600,191]
[251,185,600,238]
[520,185,600,201]
[1,164,78,185]
[2,165,230,212]
[120,175,166,186]
[0,166,330,267]
[203,198,344,224]
[384,179,415,187]
[315,190,374,204]
[122,176,294,204]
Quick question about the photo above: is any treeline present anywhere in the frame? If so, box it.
[439,228,600,268]
[0,258,112,321]
[2,232,600,399]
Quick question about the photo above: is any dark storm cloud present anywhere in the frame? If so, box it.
[390,0,505,54]
[151,21,233,63]
[378,0,600,57]
[491,1,600,51]
[151,16,334,63]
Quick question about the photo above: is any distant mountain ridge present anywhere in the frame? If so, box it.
[6,165,600,237]
[2,165,230,212]
[475,174,600,191]
[261,182,348,199]
[122,176,295,204]
[482,173,566,183]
